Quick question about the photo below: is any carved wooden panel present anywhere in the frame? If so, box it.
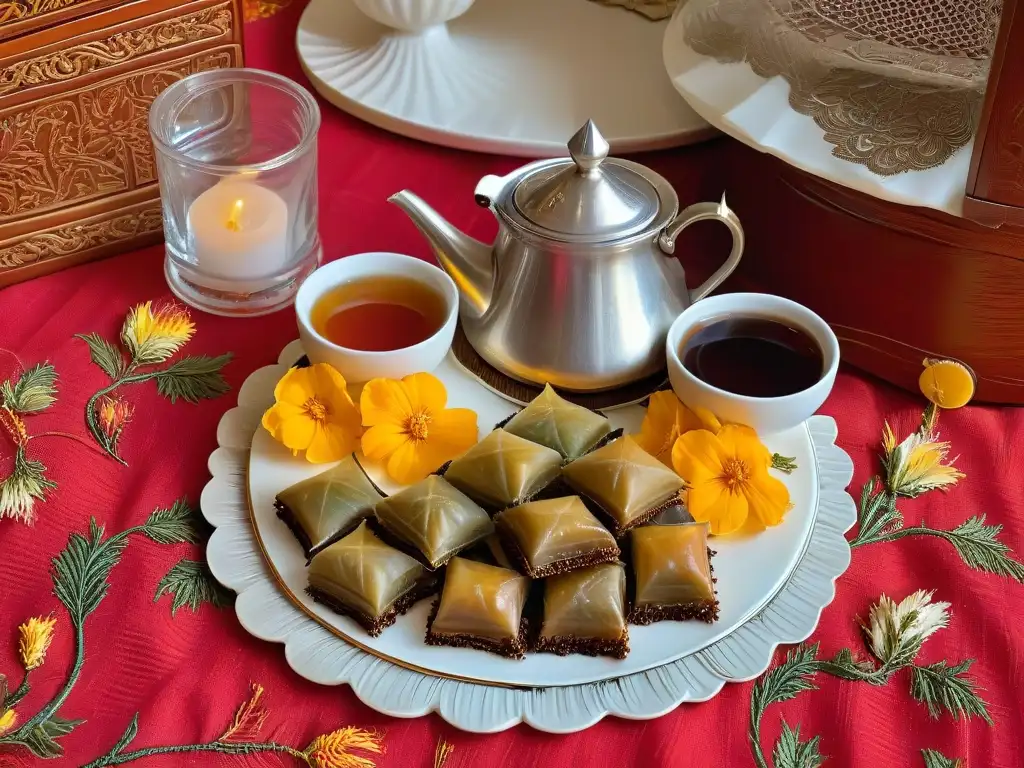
[0,0,243,285]
[0,47,235,221]
[0,200,163,270]
[0,3,235,98]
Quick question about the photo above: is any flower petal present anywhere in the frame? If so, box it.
[274,367,314,407]
[361,422,408,462]
[308,363,352,402]
[688,483,748,535]
[306,424,358,464]
[360,378,413,427]
[744,468,790,527]
[691,406,722,434]
[426,408,478,455]
[401,372,448,413]
[386,439,435,485]
[672,429,726,481]
[262,401,302,435]
[636,391,703,464]
[720,424,773,469]
[279,414,316,451]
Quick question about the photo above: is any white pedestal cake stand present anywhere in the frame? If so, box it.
[297,0,716,156]
[202,340,857,733]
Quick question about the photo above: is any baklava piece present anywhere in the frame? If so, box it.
[373,475,493,569]
[443,429,562,511]
[534,562,629,659]
[502,383,614,460]
[425,557,530,659]
[628,523,719,625]
[275,455,384,560]
[495,496,619,578]
[306,521,438,637]
[562,436,684,537]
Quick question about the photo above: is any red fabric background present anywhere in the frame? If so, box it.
[1,4,1023,766]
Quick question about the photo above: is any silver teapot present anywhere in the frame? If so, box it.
[389,120,744,392]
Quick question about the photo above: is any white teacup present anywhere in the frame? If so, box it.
[295,252,459,383]
[666,293,839,435]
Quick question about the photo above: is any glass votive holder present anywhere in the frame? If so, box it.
[149,68,321,316]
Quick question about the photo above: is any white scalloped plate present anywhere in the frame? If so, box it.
[296,0,715,157]
[203,340,856,732]
[661,5,973,217]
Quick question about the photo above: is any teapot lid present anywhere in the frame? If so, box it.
[510,120,664,241]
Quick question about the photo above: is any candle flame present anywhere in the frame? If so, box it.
[226,199,244,232]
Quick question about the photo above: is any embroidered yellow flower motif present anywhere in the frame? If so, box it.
[0,406,27,447]
[672,424,790,535]
[96,396,133,444]
[882,422,964,498]
[635,391,722,465]
[360,373,478,485]
[19,614,56,670]
[303,726,384,768]
[262,364,362,463]
[121,301,196,364]
[0,707,16,736]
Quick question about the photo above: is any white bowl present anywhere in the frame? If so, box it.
[351,0,475,32]
[294,252,458,383]
[666,293,839,435]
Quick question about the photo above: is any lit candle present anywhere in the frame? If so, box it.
[187,179,288,289]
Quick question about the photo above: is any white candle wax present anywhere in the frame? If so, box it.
[187,180,289,286]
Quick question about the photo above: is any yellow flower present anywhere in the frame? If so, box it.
[121,300,195,364]
[671,424,790,535]
[0,707,15,736]
[262,365,362,463]
[18,614,56,670]
[881,422,964,498]
[303,726,384,768]
[360,373,478,485]
[635,391,719,466]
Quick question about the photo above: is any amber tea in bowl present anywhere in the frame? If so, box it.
[666,293,839,434]
[296,252,459,383]
[310,275,449,353]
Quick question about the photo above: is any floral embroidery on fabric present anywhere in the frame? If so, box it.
[0,357,100,525]
[77,301,232,464]
[748,402,1021,767]
[0,505,380,764]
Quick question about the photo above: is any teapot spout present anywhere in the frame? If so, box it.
[388,190,493,320]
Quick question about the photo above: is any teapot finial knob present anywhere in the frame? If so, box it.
[568,119,609,173]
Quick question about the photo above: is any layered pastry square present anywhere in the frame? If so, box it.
[562,436,684,537]
[306,521,438,636]
[373,475,493,569]
[534,562,629,658]
[495,496,620,578]
[275,455,384,560]
[443,428,562,511]
[502,383,613,460]
[628,523,719,624]
[425,557,530,659]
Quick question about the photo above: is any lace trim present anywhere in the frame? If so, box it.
[679,0,994,175]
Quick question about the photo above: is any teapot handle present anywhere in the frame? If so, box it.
[657,195,744,304]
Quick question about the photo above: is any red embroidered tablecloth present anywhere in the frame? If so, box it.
[1,4,1022,767]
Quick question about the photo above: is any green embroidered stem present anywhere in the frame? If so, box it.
[10,623,84,738]
[81,740,307,768]
[83,371,153,464]
[2,671,30,709]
